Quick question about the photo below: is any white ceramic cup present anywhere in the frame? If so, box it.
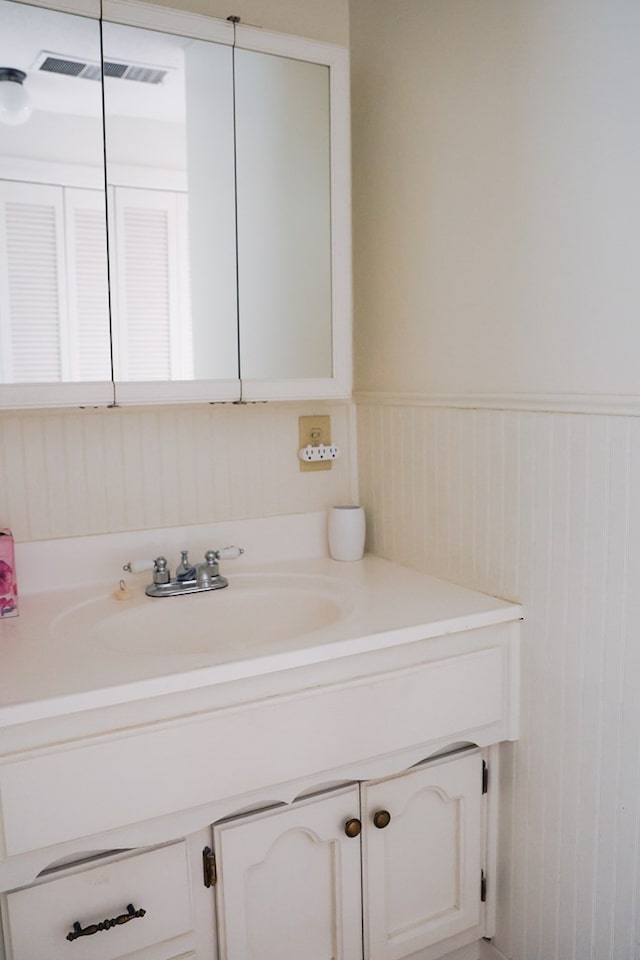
[328,505,366,561]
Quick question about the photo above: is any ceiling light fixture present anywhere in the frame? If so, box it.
[0,68,32,126]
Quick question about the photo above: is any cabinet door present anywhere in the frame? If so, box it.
[362,751,483,960]
[233,32,352,401]
[0,0,113,409]
[213,787,362,960]
[234,50,332,383]
[101,15,241,404]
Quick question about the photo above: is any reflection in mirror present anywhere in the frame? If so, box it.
[101,22,238,383]
[235,51,332,381]
[0,0,110,385]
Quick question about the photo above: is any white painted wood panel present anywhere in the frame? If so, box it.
[0,401,356,542]
[362,752,483,960]
[214,787,362,960]
[357,396,640,960]
[0,643,507,855]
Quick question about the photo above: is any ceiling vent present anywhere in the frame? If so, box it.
[35,53,168,85]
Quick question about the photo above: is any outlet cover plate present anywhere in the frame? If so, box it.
[299,415,331,472]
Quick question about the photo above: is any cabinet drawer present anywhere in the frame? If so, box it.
[2,842,192,960]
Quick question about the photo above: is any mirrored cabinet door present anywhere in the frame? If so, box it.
[101,17,240,404]
[234,49,332,383]
[234,29,352,401]
[0,0,112,408]
[0,0,350,409]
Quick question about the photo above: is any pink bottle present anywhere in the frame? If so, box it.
[0,529,18,618]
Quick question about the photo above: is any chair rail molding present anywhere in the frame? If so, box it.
[355,391,640,418]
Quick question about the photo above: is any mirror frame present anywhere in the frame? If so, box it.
[0,0,352,409]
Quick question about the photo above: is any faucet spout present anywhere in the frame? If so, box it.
[175,550,197,582]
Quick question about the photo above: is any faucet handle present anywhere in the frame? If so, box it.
[152,556,170,585]
[216,546,244,561]
[198,546,243,586]
[122,559,154,575]
[202,546,244,565]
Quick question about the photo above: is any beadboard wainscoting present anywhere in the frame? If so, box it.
[0,401,357,543]
[357,394,640,960]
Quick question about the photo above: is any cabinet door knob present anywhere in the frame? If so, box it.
[344,818,362,838]
[373,809,391,829]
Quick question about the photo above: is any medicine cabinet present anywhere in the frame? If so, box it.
[0,0,351,408]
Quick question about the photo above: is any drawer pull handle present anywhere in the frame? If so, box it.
[66,903,146,941]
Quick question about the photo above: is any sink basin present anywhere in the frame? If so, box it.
[51,574,353,659]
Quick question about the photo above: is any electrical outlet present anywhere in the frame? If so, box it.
[299,415,332,472]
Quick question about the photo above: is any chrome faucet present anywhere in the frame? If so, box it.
[175,550,197,582]
[143,547,244,598]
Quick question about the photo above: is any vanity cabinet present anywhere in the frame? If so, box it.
[0,751,487,960]
[0,555,520,960]
[213,749,486,960]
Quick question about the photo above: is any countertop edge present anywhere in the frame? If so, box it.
[0,600,522,729]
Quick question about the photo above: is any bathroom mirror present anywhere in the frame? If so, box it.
[234,50,332,382]
[101,19,239,396]
[232,26,352,400]
[101,15,342,400]
[0,0,351,408]
[0,0,113,406]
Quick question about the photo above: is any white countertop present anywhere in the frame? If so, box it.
[0,554,521,728]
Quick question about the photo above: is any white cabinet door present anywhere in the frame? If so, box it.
[361,751,483,960]
[213,787,363,960]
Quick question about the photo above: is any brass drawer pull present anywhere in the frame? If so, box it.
[373,809,391,829]
[344,818,362,838]
[66,903,146,941]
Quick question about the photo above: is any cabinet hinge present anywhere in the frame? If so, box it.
[480,869,487,903]
[482,760,489,794]
[203,846,217,888]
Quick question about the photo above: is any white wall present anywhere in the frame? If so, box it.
[351,1,640,958]
[351,0,640,397]
[358,401,640,960]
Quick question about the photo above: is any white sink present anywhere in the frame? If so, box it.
[51,574,353,658]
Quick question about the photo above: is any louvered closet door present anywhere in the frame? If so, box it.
[63,188,111,381]
[0,180,67,383]
[110,186,192,382]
